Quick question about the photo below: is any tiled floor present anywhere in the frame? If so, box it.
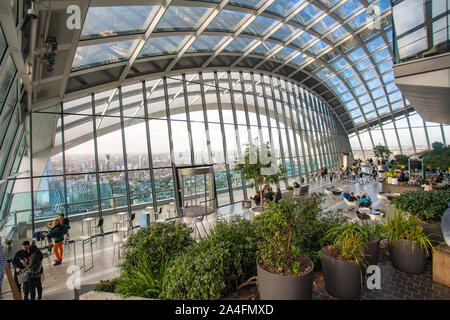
[1,178,448,300]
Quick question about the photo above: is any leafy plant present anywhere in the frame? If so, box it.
[420,145,450,170]
[254,198,321,275]
[432,141,444,149]
[373,144,392,159]
[382,208,435,255]
[120,221,193,277]
[286,186,294,191]
[94,278,119,293]
[160,242,230,300]
[394,154,409,166]
[392,190,450,223]
[236,139,286,207]
[324,222,368,265]
[116,253,170,299]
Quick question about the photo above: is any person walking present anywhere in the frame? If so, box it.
[46,219,68,266]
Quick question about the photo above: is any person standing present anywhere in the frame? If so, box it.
[24,243,43,300]
[275,188,282,203]
[12,241,31,296]
[46,219,68,266]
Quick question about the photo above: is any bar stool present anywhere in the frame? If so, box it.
[112,233,123,263]
[112,215,121,232]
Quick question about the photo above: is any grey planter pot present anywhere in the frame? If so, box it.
[321,247,362,300]
[419,221,444,244]
[257,258,313,300]
[389,239,428,275]
[365,238,380,267]
[442,206,450,247]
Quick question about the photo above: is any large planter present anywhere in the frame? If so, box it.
[257,258,313,300]
[442,206,450,246]
[389,239,428,275]
[321,247,362,300]
[365,239,380,267]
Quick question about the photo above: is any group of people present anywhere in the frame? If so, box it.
[343,191,372,208]
[0,213,70,300]
[251,186,283,205]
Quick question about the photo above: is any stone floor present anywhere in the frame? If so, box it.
[1,178,449,300]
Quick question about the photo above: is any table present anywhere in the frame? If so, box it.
[360,208,383,221]
[72,236,93,272]
[117,212,128,228]
[81,217,97,237]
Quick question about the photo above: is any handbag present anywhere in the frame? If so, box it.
[17,271,30,284]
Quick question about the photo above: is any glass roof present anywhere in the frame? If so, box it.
[81,6,159,40]
[67,0,401,132]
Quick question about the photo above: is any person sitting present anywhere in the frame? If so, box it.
[275,188,282,203]
[293,181,300,188]
[359,193,371,207]
[263,188,273,202]
[343,190,350,200]
[251,193,261,206]
[422,181,433,191]
[348,192,356,202]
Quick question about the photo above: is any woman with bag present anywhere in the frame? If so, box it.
[23,244,43,300]
[46,219,68,266]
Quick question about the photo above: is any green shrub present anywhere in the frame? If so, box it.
[115,253,170,299]
[324,222,370,265]
[160,217,257,299]
[94,278,119,293]
[392,190,450,223]
[286,186,294,191]
[382,208,434,255]
[120,221,193,276]
[160,242,229,300]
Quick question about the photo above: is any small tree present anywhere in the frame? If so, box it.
[236,140,286,208]
[432,141,444,150]
[373,144,391,159]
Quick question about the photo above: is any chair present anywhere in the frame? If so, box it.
[344,198,357,210]
[356,210,370,221]
[300,185,309,196]
[90,217,104,236]
[112,215,121,232]
[112,233,123,263]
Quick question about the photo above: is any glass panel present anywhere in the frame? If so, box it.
[274,47,297,60]
[306,40,329,55]
[229,0,267,10]
[206,10,249,32]
[291,4,324,26]
[397,27,428,59]
[139,36,186,58]
[223,37,255,53]
[251,41,279,56]
[310,16,338,35]
[326,27,350,43]
[242,16,278,36]
[149,119,171,168]
[0,55,16,111]
[335,0,364,20]
[155,6,211,32]
[72,40,137,71]
[291,32,317,49]
[187,35,224,53]
[265,0,306,18]
[81,6,159,39]
[392,0,425,36]
[318,0,342,8]
[270,24,300,42]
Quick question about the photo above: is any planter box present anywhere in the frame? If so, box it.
[79,291,151,300]
[390,239,428,275]
[321,247,362,300]
[433,244,450,288]
[257,258,313,300]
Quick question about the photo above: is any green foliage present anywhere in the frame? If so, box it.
[236,140,286,206]
[394,154,409,166]
[421,145,450,170]
[392,190,450,223]
[382,208,435,255]
[286,186,294,191]
[432,141,444,149]
[160,242,229,300]
[324,223,368,265]
[94,278,119,293]
[159,217,257,299]
[114,222,193,299]
[373,144,391,159]
[120,222,193,277]
[254,196,344,275]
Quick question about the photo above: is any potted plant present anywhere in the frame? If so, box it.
[236,140,286,213]
[283,186,294,199]
[373,145,392,169]
[360,223,385,267]
[382,209,434,275]
[321,222,369,299]
[392,190,450,243]
[254,199,314,300]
